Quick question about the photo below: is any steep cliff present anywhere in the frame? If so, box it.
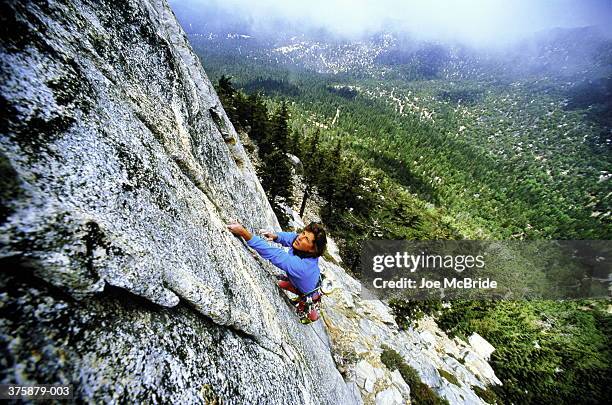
[0,0,359,403]
[0,1,499,404]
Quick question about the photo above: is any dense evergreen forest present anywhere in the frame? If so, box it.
[195,29,611,404]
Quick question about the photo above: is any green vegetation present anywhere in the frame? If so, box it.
[201,44,610,241]
[437,368,460,387]
[208,52,611,277]
[289,125,457,273]
[193,32,611,405]
[391,300,612,405]
[389,299,444,326]
[471,385,501,404]
[380,345,450,405]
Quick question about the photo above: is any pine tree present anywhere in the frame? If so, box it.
[248,92,269,144]
[217,75,235,100]
[234,91,251,129]
[318,138,343,206]
[299,130,324,216]
[252,100,294,226]
[215,75,238,124]
[270,101,290,151]
[261,149,294,226]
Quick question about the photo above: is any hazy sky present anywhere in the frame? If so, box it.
[169,0,612,46]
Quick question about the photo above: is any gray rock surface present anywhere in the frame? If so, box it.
[0,0,360,403]
[320,258,501,404]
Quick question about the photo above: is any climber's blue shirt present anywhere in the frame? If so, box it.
[247,231,320,294]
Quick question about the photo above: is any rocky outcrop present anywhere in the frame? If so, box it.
[0,1,359,403]
[319,259,500,405]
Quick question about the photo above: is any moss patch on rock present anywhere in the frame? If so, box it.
[437,368,460,387]
[381,344,450,405]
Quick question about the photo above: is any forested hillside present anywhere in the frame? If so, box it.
[185,25,611,404]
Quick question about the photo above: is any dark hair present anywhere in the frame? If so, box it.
[292,222,327,259]
[304,222,327,257]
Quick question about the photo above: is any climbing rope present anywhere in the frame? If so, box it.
[308,309,332,352]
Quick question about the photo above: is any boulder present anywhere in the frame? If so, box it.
[468,333,496,360]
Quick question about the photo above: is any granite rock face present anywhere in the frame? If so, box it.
[0,0,360,403]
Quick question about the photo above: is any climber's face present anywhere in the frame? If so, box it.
[293,230,317,253]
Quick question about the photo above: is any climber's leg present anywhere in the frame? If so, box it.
[307,308,319,321]
[277,279,300,295]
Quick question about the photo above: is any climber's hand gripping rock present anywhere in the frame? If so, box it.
[226,222,252,241]
[261,230,277,242]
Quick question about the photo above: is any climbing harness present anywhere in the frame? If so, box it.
[281,271,334,325]
[293,283,323,325]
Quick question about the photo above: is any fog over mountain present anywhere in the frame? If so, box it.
[169,0,612,47]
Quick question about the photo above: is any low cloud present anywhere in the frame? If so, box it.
[169,0,612,47]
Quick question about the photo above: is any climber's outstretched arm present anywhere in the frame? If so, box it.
[227,222,309,284]
[274,231,298,247]
[246,235,309,285]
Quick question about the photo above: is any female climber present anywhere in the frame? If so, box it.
[226,221,327,302]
